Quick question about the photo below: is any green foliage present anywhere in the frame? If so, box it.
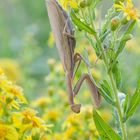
[70,11,96,35]
[112,62,122,89]
[68,0,140,139]
[115,21,136,60]
[99,80,115,106]
[124,79,140,121]
[123,94,129,115]
[93,110,121,140]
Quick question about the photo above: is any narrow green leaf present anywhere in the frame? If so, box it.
[92,10,96,20]
[85,33,100,56]
[98,88,115,106]
[112,62,122,89]
[93,110,121,140]
[115,21,136,59]
[123,94,129,114]
[125,83,140,121]
[70,11,96,35]
[101,80,112,98]
[100,30,110,42]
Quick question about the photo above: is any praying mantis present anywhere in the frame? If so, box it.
[46,0,101,113]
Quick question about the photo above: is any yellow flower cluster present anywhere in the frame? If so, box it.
[0,59,21,82]
[59,0,79,9]
[114,0,140,21]
[0,68,50,140]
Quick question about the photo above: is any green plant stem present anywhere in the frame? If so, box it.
[109,73,127,140]
[94,33,127,140]
[87,8,127,139]
[91,28,127,140]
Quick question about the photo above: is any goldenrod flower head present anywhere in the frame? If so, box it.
[0,72,27,110]
[0,59,21,81]
[0,67,4,75]
[6,85,27,103]
[62,113,81,129]
[31,96,52,108]
[43,108,60,121]
[126,39,140,54]
[63,127,75,139]
[114,0,140,21]
[59,0,78,9]
[25,135,32,140]
[21,108,47,130]
[22,108,37,120]
[12,112,23,128]
[0,123,18,140]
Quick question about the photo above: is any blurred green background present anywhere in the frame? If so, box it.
[0,0,58,99]
[0,0,140,139]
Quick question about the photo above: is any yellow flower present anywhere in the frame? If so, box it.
[22,108,37,121]
[0,67,4,75]
[114,0,140,21]
[47,32,54,48]
[62,113,81,129]
[43,108,60,121]
[60,0,78,9]
[0,123,18,140]
[0,72,27,110]
[6,85,27,104]
[0,59,21,82]
[31,96,52,108]
[0,75,9,89]
[21,108,47,130]
[25,135,32,140]
[126,39,140,54]
[12,112,23,128]
[63,127,75,139]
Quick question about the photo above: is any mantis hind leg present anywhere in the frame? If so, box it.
[66,72,81,113]
[73,73,101,107]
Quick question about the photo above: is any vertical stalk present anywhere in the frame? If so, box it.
[87,7,128,140]
[94,33,127,140]
[109,73,127,140]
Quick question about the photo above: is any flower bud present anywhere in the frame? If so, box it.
[114,0,125,4]
[122,34,133,42]
[110,17,120,31]
[79,0,87,8]
[74,8,79,13]
[121,16,128,25]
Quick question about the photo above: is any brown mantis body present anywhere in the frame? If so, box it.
[46,0,101,113]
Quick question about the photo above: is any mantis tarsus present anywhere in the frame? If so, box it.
[46,0,101,113]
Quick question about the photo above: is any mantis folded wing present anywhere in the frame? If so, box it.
[46,0,101,113]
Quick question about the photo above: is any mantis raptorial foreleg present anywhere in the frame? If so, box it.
[73,73,101,107]
[66,72,81,113]
[66,54,92,113]
[63,21,100,113]
[66,53,100,113]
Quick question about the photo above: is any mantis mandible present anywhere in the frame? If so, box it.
[46,0,101,113]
